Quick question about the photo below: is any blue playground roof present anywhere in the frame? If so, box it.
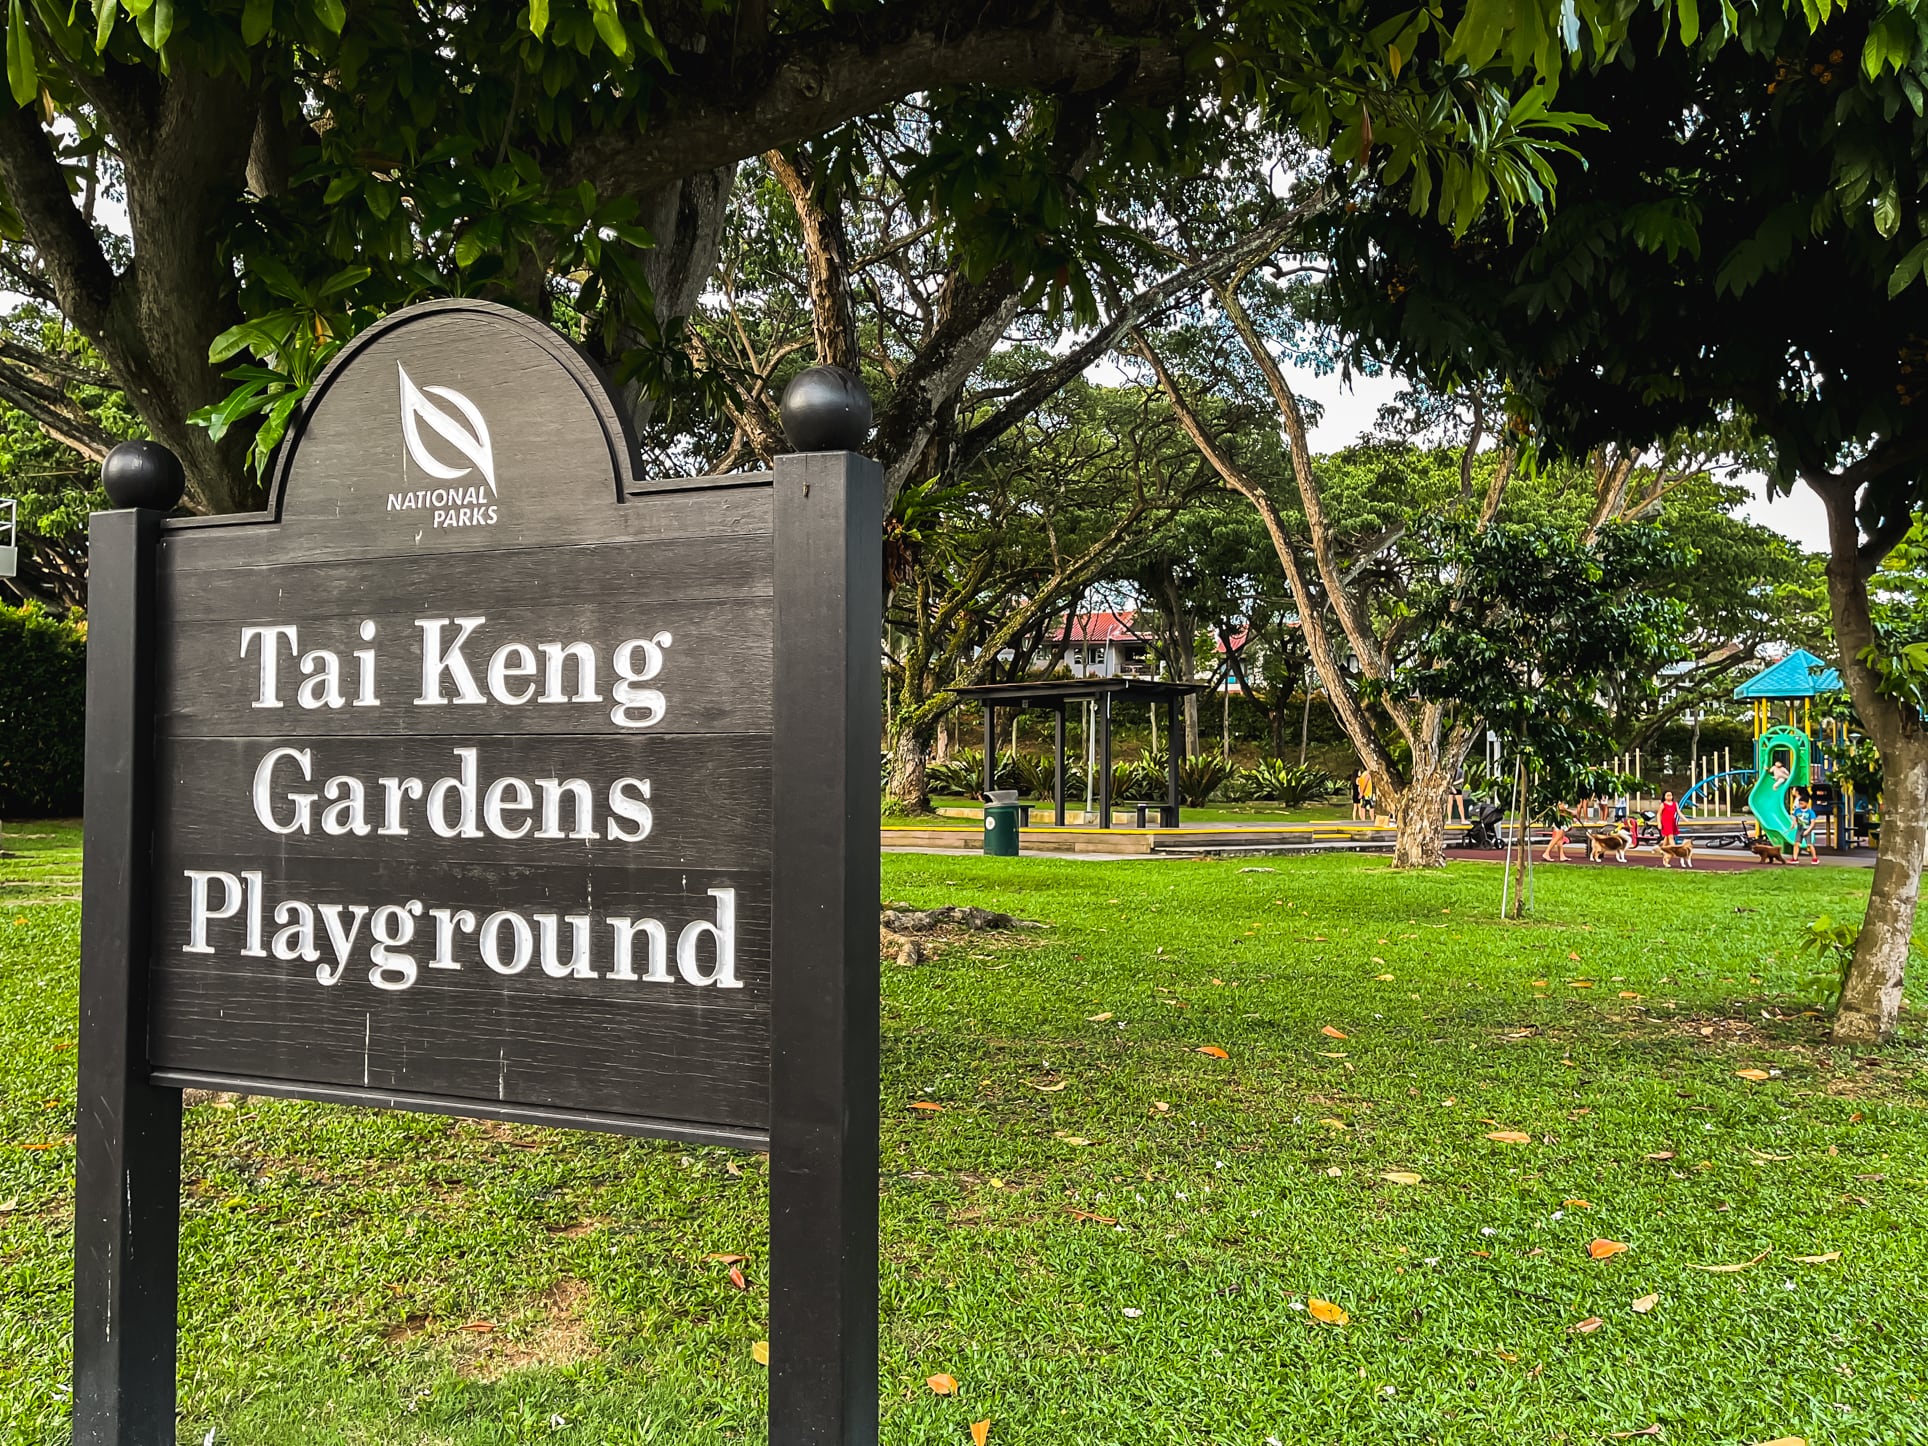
[1732,648,1841,700]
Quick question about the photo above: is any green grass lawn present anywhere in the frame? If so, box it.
[4,823,1925,1443]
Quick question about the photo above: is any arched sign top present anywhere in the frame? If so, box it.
[268,298,640,535]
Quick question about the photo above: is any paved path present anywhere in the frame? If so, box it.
[1443,846,1874,872]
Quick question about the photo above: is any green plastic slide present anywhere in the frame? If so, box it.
[1748,724,1809,850]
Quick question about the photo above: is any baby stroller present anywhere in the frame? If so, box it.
[1460,799,1506,850]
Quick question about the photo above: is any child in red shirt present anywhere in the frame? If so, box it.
[1659,790,1680,844]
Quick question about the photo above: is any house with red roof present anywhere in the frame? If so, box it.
[1039,610,1155,678]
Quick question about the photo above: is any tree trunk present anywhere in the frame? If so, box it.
[1509,762,1533,919]
[618,167,738,437]
[885,715,936,814]
[1391,766,1453,868]
[1813,474,1927,1045]
[1834,747,1927,1043]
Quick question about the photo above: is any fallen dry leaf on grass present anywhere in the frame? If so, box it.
[1319,1118,1350,1131]
[1485,1131,1532,1144]
[972,1422,991,1446]
[1321,1025,1349,1039]
[729,1265,748,1291]
[1563,1199,1593,1208]
[1381,1171,1424,1186]
[458,1321,495,1333]
[1307,1298,1349,1325]
[1197,1045,1230,1059]
[1065,1209,1116,1224]
[1027,1080,1070,1092]
[1053,1135,1092,1147]
[1791,1251,1842,1264]
[705,1253,747,1264]
[1569,979,1594,989]
[752,1341,770,1365]
[1734,1069,1772,1082]
[1375,972,1395,981]
[1618,991,1642,999]
[1569,1316,1604,1334]
[1752,1439,1807,1446]
[1645,1151,1676,1161]
[1568,952,1582,962]
[1610,1426,1663,1438]
[928,1374,959,1395]
[1689,1249,1772,1273]
[910,1102,945,1112]
[1589,1239,1631,1260]
[1631,1293,1660,1314]
[1085,1012,1114,1022]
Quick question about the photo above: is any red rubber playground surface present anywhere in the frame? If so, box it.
[1443,846,1866,872]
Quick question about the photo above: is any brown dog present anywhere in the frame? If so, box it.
[1656,838,1695,869]
[1750,839,1789,864]
[1587,827,1633,862]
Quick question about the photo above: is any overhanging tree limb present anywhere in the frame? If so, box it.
[560,7,1188,201]
[949,199,1330,488]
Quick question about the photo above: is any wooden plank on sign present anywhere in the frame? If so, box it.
[148,859,771,1128]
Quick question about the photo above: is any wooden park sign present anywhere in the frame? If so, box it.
[75,299,881,1445]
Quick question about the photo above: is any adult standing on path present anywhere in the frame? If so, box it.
[1658,790,1681,851]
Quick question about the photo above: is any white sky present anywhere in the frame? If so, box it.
[1291,363,1829,554]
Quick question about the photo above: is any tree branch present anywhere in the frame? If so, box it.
[562,3,1189,202]
[765,145,860,371]
[1132,327,1403,786]
[947,197,1326,486]
[1212,277,1414,748]
[0,102,118,334]
[0,359,118,460]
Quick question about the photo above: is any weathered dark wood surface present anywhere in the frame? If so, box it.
[768,450,882,1444]
[74,508,182,1446]
[145,301,778,1140]
[150,861,772,1127]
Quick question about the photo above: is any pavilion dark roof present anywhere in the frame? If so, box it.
[950,677,1207,706]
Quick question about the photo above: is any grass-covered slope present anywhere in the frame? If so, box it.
[3,827,1922,1443]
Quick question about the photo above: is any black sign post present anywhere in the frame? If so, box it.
[72,300,880,1444]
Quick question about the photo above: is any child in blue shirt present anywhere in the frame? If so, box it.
[1790,789,1820,863]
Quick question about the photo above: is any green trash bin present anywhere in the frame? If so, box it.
[983,790,1022,857]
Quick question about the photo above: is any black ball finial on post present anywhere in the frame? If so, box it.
[779,366,873,453]
[101,440,186,512]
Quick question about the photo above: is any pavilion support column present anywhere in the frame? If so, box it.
[981,705,995,798]
[1167,696,1182,826]
[1054,704,1066,827]
[1098,692,1113,828]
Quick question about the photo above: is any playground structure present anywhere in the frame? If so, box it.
[1746,723,1809,848]
[1730,648,1857,852]
[1594,649,1864,856]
